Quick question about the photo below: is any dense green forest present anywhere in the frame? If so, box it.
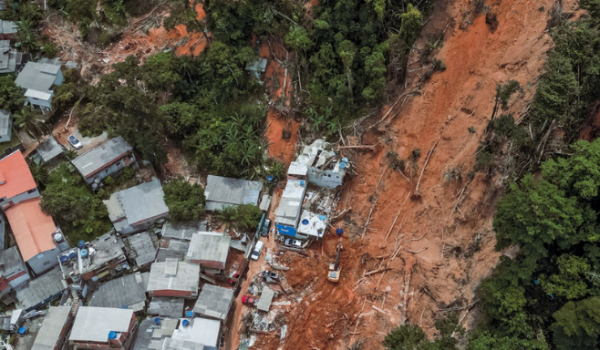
[41,0,436,178]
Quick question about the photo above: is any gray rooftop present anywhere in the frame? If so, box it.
[31,306,71,350]
[0,20,16,34]
[161,220,207,241]
[147,259,200,294]
[133,318,178,350]
[0,41,20,74]
[89,272,149,312]
[71,136,132,178]
[186,232,230,267]
[15,61,60,93]
[16,268,66,310]
[171,317,219,348]
[205,176,263,211]
[257,287,275,312]
[155,239,189,263]
[162,337,206,350]
[124,232,157,266]
[147,297,184,318]
[193,284,234,321]
[34,136,64,163]
[275,179,307,227]
[0,109,10,138]
[59,232,126,279]
[69,307,133,343]
[105,178,169,226]
[0,246,25,275]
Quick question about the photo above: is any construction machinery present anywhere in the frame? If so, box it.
[327,243,342,282]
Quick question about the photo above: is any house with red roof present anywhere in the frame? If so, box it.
[0,151,69,276]
[0,151,39,210]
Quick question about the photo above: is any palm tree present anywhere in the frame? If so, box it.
[15,19,39,54]
[28,160,48,189]
[14,108,46,143]
[215,206,237,231]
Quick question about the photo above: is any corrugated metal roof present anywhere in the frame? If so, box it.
[161,221,207,241]
[34,136,64,163]
[16,268,65,310]
[147,297,184,318]
[89,272,148,312]
[31,306,71,350]
[105,178,169,227]
[124,232,157,266]
[162,338,206,350]
[205,176,263,211]
[147,260,199,293]
[257,287,275,312]
[275,180,306,227]
[193,284,234,321]
[0,110,10,138]
[171,317,219,348]
[5,198,57,262]
[69,307,133,343]
[0,246,26,275]
[186,232,230,267]
[0,151,37,200]
[155,239,189,263]
[0,20,16,34]
[133,318,178,350]
[71,136,132,178]
[15,61,59,93]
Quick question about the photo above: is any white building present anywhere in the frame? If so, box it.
[15,61,63,113]
[287,139,348,189]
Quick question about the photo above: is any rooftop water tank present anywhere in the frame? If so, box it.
[68,251,77,259]
[336,228,343,236]
[300,181,305,186]
[153,317,161,325]
[108,331,117,340]
[53,233,63,242]
[18,327,26,336]
[80,249,88,259]
[319,215,327,220]
[267,175,274,183]
[342,157,348,163]
[182,319,190,327]
[60,255,69,264]
[339,161,347,169]
[186,311,194,318]
[78,240,86,248]
[301,219,309,225]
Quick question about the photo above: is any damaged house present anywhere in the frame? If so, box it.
[287,139,348,189]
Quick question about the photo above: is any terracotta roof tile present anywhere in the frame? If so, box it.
[0,151,36,200]
[5,198,57,261]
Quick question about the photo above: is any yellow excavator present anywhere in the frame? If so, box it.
[327,243,342,282]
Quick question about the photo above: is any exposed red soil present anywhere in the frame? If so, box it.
[245,0,578,349]
[42,3,209,83]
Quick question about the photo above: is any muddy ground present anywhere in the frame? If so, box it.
[40,0,580,349]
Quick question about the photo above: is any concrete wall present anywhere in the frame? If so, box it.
[27,246,61,276]
[0,117,11,143]
[27,95,53,111]
[149,289,196,299]
[0,188,40,209]
[85,154,136,185]
[307,168,343,189]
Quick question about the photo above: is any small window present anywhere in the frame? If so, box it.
[115,161,121,166]
[43,261,51,266]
